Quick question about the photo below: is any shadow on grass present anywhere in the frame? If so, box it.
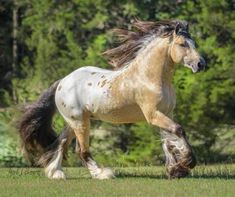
[67,177,91,180]
[67,173,235,180]
[114,171,166,179]
[186,174,235,180]
[114,172,235,180]
[5,167,234,180]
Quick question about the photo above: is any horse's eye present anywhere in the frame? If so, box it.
[179,43,186,47]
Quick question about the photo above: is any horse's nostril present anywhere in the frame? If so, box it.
[198,61,205,71]
[198,62,202,70]
[199,58,206,70]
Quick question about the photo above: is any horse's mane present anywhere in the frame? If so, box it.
[103,19,189,68]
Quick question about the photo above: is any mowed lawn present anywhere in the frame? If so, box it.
[0,164,234,197]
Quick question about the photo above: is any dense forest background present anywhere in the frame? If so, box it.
[0,0,234,167]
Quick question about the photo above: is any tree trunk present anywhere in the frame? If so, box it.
[12,0,18,73]
[12,0,18,102]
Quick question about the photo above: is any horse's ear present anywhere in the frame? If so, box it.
[175,22,189,35]
[175,22,181,35]
[185,22,189,32]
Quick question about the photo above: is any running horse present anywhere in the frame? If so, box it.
[17,19,206,179]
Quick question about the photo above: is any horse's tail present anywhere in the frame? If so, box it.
[16,80,61,165]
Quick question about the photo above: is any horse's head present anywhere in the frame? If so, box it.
[170,22,206,73]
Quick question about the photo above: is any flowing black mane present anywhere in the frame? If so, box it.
[103,19,189,68]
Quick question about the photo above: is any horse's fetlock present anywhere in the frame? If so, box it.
[171,124,185,137]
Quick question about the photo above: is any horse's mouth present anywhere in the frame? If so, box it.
[185,63,201,73]
[185,62,206,73]
[191,65,200,73]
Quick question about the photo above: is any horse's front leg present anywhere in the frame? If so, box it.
[140,106,196,178]
[73,116,115,180]
[141,108,184,137]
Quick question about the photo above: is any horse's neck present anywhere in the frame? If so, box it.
[128,37,175,86]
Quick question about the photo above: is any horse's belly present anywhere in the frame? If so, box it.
[92,104,146,124]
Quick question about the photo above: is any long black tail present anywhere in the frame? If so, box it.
[17,80,60,165]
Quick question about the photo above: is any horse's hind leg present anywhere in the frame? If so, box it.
[74,115,115,180]
[41,127,75,179]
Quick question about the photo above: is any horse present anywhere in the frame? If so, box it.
[17,19,206,180]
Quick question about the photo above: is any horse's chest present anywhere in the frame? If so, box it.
[158,87,175,113]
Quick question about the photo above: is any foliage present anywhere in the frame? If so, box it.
[90,123,162,166]
[0,1,14,106]
[0,111,26,167]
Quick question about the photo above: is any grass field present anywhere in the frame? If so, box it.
[0,164,234,197]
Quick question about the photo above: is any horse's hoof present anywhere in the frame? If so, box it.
[92,168,115,180]
[48,170,66,180]
[170,171,189,179]
[168,167,189,179]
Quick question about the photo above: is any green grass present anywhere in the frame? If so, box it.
[0,164,234,197]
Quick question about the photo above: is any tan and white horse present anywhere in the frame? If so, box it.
[17,19,205,179]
